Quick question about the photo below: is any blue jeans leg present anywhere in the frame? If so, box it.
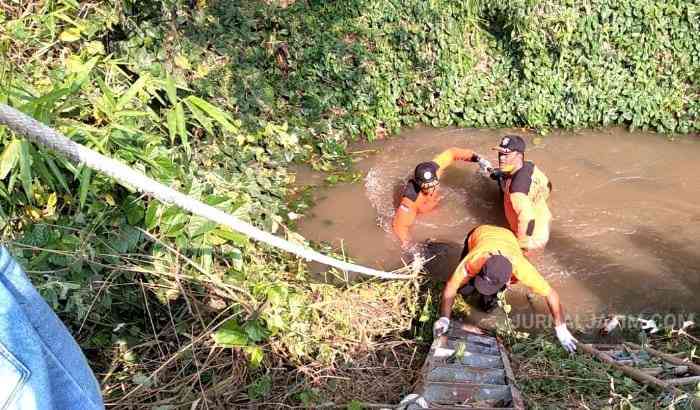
[0,246,104,410]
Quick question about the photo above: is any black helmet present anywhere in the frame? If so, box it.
[414,162,439,187]
[493,135,526,154]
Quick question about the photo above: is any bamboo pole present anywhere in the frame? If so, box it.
[577,343,673,390]
[576,343,700,410]
[624,342,700,375]
[665,376,700,386]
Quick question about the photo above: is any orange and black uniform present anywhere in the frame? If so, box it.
[455,225,552,297]
[499,162,552,250]
[392,148,476,245]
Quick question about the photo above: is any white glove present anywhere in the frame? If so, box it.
[433,317,450,338]
[398,394,428,409]
[555,324,577,353]
[477,157,493,172]
[638,318,659,334]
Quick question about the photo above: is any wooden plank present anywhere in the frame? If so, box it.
[421,381,511,403]
[624,342,700,375]
[427,365,506,384]
[443,339,501,356]
[448,328,499,347]
[498,341,525,409]
[428,350,505,369]
[509,385,525,410]
[498,342,517,384]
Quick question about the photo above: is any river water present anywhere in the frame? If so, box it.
[294,127,700,328]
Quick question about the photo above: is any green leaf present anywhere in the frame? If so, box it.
[197,242,213,274]
[247,375,272,400]
[184,96,238,133]
[212,320,248,347]
[174,54,191,70]
[185,102,214,135]
[32,152,56,190]
[187,216,216,238]
[212,227,249,246]
[145,202,159,230]
[125,199,145,225]
[132,373,154,388]
[296,389,319,406]
[175,102,188,154]
[164,75,178,105]
[265,313,285,333]
[229,247,244,271]
[70,56,99,90]
[114,225,142,253]
[78,166,91,210]
[0,139,21,179]
[116,75,148,111]
[266,285,288,307]
[59,28,81,42]
[205,232,227,246]
[244,346,264,368]
[166,108,177,145]
[18,140,33,201]
[347,400,363,410]
[244,320,269,343]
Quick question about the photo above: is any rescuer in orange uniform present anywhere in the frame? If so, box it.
[392,148,491,248]
[433,225,577,352]
[491,135,552,251]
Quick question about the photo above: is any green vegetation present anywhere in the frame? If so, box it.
[512,330,700,409]
[189,0,700,137]
[1,0,699,408]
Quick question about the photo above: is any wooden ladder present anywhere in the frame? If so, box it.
[407,321,525,410]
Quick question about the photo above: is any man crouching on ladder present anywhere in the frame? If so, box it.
[434,225,577,353]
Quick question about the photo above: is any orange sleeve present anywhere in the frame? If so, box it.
[468,254,488,277]
[445,259,469,294]
[392,197,418,246]
[513,257,551,296]
[432,148,476,177]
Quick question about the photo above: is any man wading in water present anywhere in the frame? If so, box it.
[434,225,577,352]
[491,135,552,252]
[392,147,491,249]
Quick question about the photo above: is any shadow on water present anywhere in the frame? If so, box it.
[542,225,700,321]
[625,226,700,305]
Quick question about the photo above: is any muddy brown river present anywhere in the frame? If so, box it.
[294,128,700,329]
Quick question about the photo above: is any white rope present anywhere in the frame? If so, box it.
[0,103,415,279]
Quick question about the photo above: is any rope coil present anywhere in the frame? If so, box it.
[0,103,415,279]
